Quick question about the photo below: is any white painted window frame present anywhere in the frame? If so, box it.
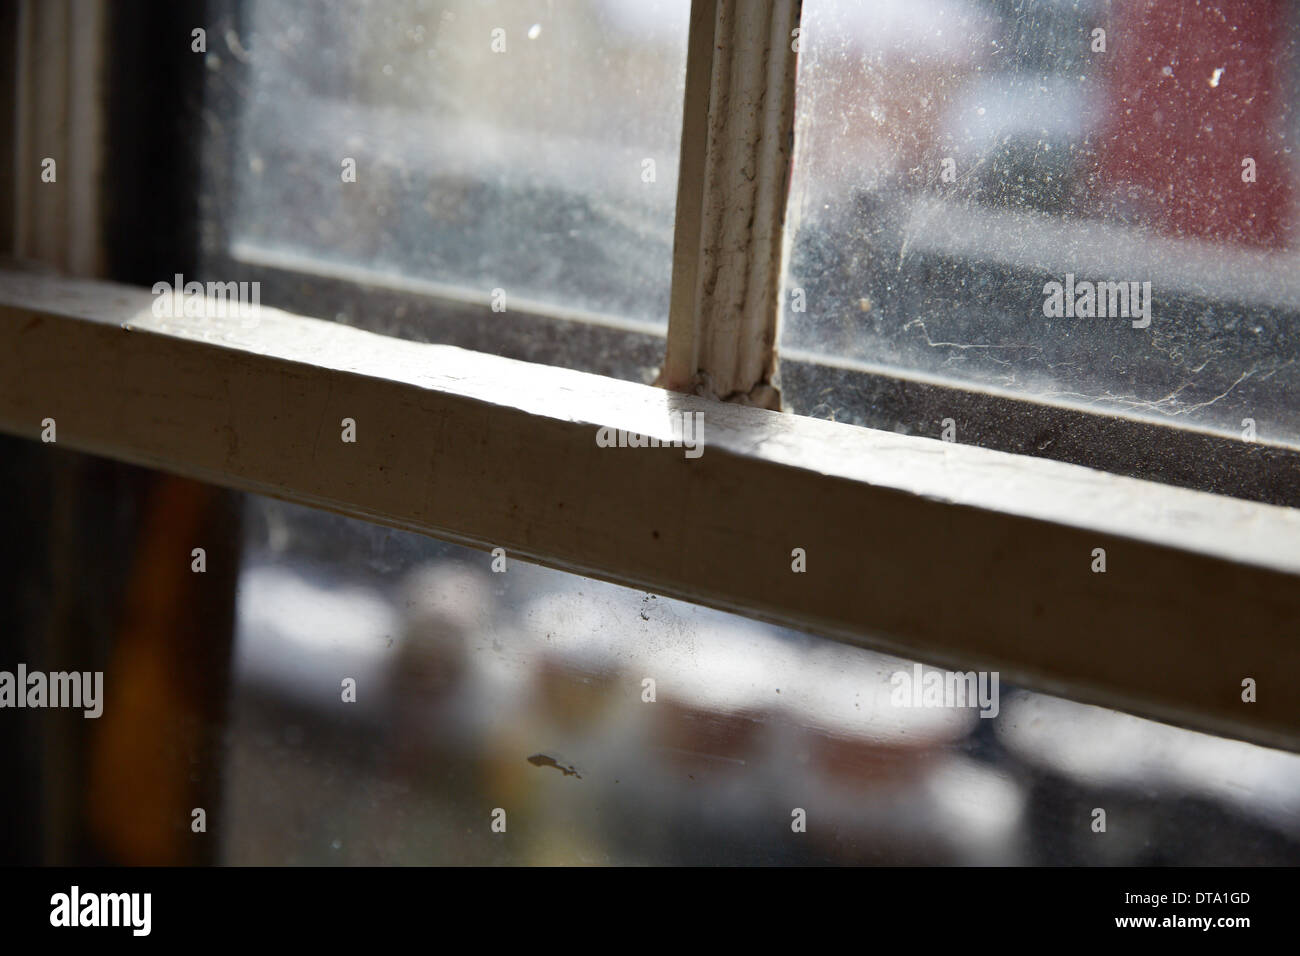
[2,0,1298,752]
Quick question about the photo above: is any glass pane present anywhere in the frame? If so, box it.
[212,0,689,329]
[224,495,1300,865]
[783,0,1300,446]
[3,442,1296,865]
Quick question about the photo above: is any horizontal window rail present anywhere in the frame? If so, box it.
[2,271,1298,751]
[206,247,1300,509]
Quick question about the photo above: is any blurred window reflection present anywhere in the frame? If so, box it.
[225,496,1300,864]
[783,0,1300,445]
[224,0,690,328]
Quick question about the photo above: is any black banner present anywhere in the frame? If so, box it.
[0,866,1281,941]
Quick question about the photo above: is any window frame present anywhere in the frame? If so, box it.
[191,0,1300,509]
[2,0,1298,753]
[4,270,1300,753]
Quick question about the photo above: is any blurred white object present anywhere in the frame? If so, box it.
[235,565,400,717]
[999,691,1300,833]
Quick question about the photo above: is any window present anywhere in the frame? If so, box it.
[212,0,689,345]
[779,0,1300,505]
[220,493,1300,865]
[2,0,1299,874]
[784,0,1300,449]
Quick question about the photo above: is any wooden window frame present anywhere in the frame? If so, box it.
[2,0,1298,753]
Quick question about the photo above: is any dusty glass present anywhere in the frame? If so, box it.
[222,0,689,328]
[782,0,1300,446]
[224,495,1300,865]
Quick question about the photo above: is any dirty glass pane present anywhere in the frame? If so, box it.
[3,441,1295,866]
[219,0,688,328]
[224,495,1300,865]
[783,0,1300,446]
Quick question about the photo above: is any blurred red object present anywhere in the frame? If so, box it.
[1097,0,1294,248]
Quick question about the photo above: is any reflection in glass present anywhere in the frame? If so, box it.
[226,0,690,327]
[225,496,1300,864]
[783,0,1300,445]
